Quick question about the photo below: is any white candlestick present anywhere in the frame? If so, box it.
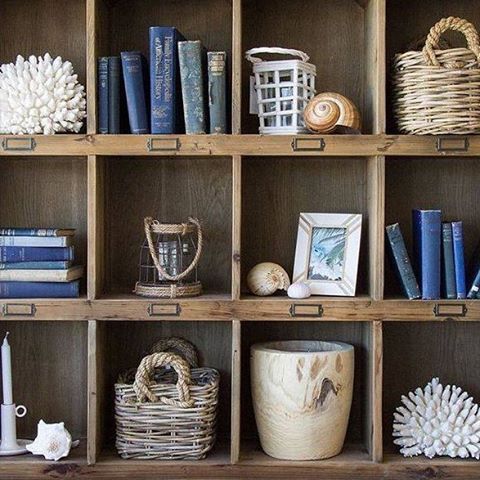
[2,333,13,405]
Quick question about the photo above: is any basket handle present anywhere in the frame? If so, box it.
[149,336,199,367]
[144,216,203,282]
[133,352,194,407]
[423,16,480,66]
[245,47,310,64]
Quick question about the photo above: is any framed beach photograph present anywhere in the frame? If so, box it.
[293,213,362,296]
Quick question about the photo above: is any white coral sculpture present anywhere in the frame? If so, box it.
[393,377,480,459]
[0,53,86,134]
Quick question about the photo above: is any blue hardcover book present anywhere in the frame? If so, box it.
[178,40,207,134]
[0,247,74,263]
[386,223,421,300]
[413,209,441,300]
[467,242,480,299]
[441,223,456,299]
[452,221,467,299]
[0,280,80,298]
[208,51,227,134]
[98,57,109,133]
[467,269,480,299]
[0,228,74,237]
[0,261,71,270]
[121,51,149,134]
[0,236,71,247]
[149,27,185,134]
[108,56,121,134]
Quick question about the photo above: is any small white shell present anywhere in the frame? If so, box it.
[247,262,290,296]
[287,282,311,299]
[26,420,72,461]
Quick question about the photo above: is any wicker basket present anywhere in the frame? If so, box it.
[392,17,480,135]
[115,352,219,460]
[246,47,316,135]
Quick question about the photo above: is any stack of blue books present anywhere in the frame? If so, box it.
[0,228,83,298]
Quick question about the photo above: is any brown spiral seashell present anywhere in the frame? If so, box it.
[304,92,361,134]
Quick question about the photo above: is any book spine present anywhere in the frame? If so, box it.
[0,261,71,270]
[441,223,456,299]
[0,228,69,237]
[0,236,69,247]
[413,209,441,300]
[386,223,421,300]
[108,57,121,134]
[178,41,206,134]
[0,281,79,299]
[121,52,149,134]
[208,52,227,134]
[452,221,467,299]
[0,247,74,263]
[98,57,109,133]
[467,269,480,299]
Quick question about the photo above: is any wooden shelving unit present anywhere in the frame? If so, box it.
[1,0,480,478]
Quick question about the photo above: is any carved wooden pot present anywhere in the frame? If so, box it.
[251,340,354,460]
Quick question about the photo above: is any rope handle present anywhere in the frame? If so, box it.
[423,17,480,66]
[149,336,199,368]
[133,352,194,407]
[144,217,203,282]
[245,47,310,64]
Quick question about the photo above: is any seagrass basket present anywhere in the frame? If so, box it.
[115,352,219,460]
[392,17,480,135]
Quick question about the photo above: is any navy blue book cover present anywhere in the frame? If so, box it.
[108,56,121,134]
[121,51,149,134]
[98,57,109,133]
[386,223,421,299]
[149,27,185,134]
[0,280,79,298]
[412,209,441,300]
[0,247,74,263]
[452,221,467,299]
[208,51,227,134]
[441,222,456,299]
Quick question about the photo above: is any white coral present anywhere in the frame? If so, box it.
[0,53,86,134]
[393,377,480,459]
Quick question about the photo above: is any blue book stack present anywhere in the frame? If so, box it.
[149,27,185,134]
[0,228,82,298]
[413,209,442,300]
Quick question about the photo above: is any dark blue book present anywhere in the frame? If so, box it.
[207,51,227,134]
[413,209,441,300]
[467,242,480,299]
[98,57,109,134]
[0,280,79,298]
[178,40,207,134]
[108,56,121,134]
[452,221,467,299]
[386,223,420,300]
[0,247,74,263]
[0,261,71,270]
[441,223,456,299]
[121,51,149,134]
[149,27,185,134]
[0,228,74,236]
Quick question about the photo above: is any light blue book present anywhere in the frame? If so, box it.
[0,236,71,247]
[0,261,71,270]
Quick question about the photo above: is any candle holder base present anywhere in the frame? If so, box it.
[0,439,30,456]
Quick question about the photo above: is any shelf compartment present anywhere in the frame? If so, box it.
[383,322,480,455]
[239,321,375,461]
[241,0,382,134]
[0,156,88,298]
[90,320,233,461]
[0,322,87,447]
[242,156,374,298]
[384,157,480,300]
[98,156,232,298]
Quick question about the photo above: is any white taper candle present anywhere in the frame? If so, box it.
[1,333,13,405]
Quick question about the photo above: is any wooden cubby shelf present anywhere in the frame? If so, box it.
[2,0,480,478]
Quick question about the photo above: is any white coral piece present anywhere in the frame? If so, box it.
[26,420,72,461]
[0,53,86,134]
[393,377,480,459]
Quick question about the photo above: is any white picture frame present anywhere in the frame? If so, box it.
[293,213,362,296]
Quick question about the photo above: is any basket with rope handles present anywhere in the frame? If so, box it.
[392,17,480,135]
[115,351,219,460]
[245,47,316,135]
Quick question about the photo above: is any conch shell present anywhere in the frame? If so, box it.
[247,262,290,296]
[26,420,72,461]
[304,92,361,134]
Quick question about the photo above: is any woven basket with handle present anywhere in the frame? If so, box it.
[115,352,219,460]
[392,17,480,135]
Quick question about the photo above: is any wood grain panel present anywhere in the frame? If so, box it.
[242,157,369,296]
[103,156,232,295]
